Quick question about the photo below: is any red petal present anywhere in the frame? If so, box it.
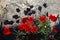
[3,26,11,35]
[53,29,58,33]
[31,26,38,33]
[28,16,34,23]
[25,27,31,33]
[40,15,46,23]
[4,31,11,35]
[22,17,27,23]
[18,23,25,31]
[49,14,57,22]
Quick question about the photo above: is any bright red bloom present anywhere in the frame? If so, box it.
[18,23,25,31]
[28,16,34,23]
[52,26,58,33]
[25,22,30,27]
[3,26,12,35]
[25,22,31,33]
[22,17,27,23]
[25,26,31,33]
[31,26,38,33]
[49,14,57,22]
[40,15,46,22]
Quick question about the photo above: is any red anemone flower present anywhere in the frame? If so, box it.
[28,16,34,23]
[18,23,25,31]
[25,22,31,33]
[49,14,57,22]
[3,26,12,35]
[22,17,27,23]
[40,15,46,22]
[31,26,38,33]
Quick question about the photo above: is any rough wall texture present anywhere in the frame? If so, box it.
[0,0,60,26]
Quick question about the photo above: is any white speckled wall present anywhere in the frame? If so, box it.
[0,0,60,14]
[0,0,60,26]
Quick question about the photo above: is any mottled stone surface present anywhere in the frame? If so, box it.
[0,0,60,26]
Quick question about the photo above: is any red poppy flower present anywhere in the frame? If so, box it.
[25,26,31,33]
[28,16,34,23]
[25,22,30,27]
[3,26,12,35]
[40,15,46,22]
[52,26,58,33]
[31,26,38,33]
[18,23,25,31]
[49,14,57,22]
[22,17,27,23]
[25,22,31,33]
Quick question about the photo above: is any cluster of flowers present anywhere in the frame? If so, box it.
[3,14,58,35]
